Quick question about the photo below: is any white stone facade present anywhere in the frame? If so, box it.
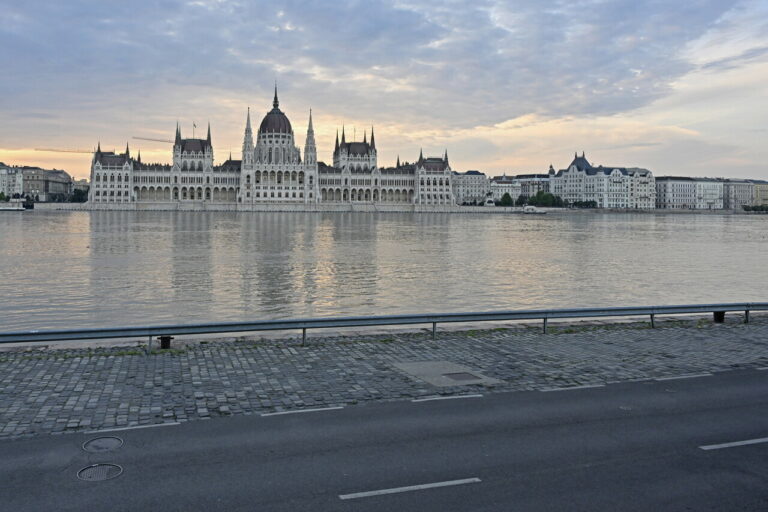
[489,175,522,202]
[655,177,724,210]
[0,166,24,197]
[88,89,456,208]
[550,153,655,209]
[452,170,490,205]
[722,179,754,210]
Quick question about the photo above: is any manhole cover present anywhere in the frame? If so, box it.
[443,372,480,381]
[77,464,123,482]
[82,436,123,453]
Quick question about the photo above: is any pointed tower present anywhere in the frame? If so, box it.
[125,142,130,158]
[341,125,346,144]
[370,126,375,150]
[334,129,339,154]
[418,148,424,164]
[396,155,400,168]
[444,149,449,166]
[304,109,316,166]
[96,141,101,154]
[273,83,279,109]
[242,107,254,165]
[137,150,141,164]
[207,122,212,145]
[175,123,182,146]
[363,129,367,144]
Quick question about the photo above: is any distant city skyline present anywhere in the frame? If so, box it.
[1,0,767,180]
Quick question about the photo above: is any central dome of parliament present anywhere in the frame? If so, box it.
[258,88,292,135]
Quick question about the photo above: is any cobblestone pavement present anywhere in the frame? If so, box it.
[2,316,768,440]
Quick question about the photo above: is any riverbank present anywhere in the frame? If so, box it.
[31,202,759,215]
[2,314,766,439]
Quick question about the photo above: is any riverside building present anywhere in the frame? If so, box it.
[89,88,456,208]
[655,177,724,210]
[452,170,490,205]
[489,174,522,202]
[721,179,754,210]
[549,153,655,209]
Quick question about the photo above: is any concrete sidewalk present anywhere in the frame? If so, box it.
[1,316,767,440]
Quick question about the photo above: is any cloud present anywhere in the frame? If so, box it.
[0,0,766,179]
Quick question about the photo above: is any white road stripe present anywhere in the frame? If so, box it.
[655,373,712,381]
[84,422,180,434]
[412,394,483,402]
[261,406,344,417]
[339,477,481,500]
[757,367,768,371]
[699,436,768,450]
[540,384,604,392]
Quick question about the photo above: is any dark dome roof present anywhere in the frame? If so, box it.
[258,88,292,134]
[259,108,292,134]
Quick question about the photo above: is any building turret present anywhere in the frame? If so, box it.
[175,123,182,146]
[125,142,130,158]
[334,130,339,153]
[370,126,376,149]
[207,122,211,145]
[444,149,448,166]
[242,107,254,164]
[304,109,316,166]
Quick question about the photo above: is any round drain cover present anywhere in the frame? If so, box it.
[82,436,123,453]
[77,464,123,481]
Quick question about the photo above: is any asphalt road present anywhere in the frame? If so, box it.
[1,369,767,511]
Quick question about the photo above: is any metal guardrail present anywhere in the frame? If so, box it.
[0,302,766,348]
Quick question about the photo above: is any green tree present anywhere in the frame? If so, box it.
[0,191,6,202]
[72,189,88,202]
[499,192,514,206]
[516,194,527,207]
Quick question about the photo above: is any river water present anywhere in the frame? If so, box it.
[1,210,766,331]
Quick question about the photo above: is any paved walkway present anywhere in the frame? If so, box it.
[2,316,767,440]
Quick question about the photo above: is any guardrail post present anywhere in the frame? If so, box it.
[432,322,437,340]
[146,335,152,355]
[302,328,306,346]
[745,310,750,324]
[543,317,548,334]
[650,314,655,328]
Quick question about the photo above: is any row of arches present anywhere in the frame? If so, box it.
[246,170,305,185]
[319,188,414,203]
[133,186,237,202]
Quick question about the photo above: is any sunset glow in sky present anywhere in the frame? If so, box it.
[1,0,767,180]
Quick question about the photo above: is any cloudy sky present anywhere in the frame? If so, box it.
[1,0,766,180]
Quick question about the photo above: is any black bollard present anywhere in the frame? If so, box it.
[158,335,174,349]
[713,311,725,323]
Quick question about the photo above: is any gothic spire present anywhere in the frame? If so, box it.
[370,126,375,149]
[96,141,101,153]
[444,149,448,164]
[341,125,346,144]
[419,148,423,162]
[175,122,181,145]
[273,83,279,109]
[245,107,252,133]
[334,129,339,152]
[125,142,130,157]
[307,108,314,134]
[363,129,367,144]
[137,150,141,163]
[207,122,211,144]
[396,154,400,167]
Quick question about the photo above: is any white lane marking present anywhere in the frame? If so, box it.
[339,477,481,500]
[84,422,180,434]
[655,373,712,381]
[700,436,768,450]
[412,394,483,403]
[757,367,768,371]
[540,384,604,392]
[261,406,344,417]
